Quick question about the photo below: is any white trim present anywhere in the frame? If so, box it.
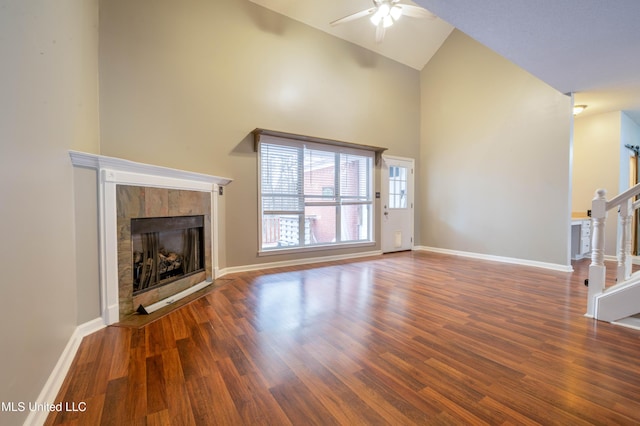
[612,316,640,331]
[414,246,574,272]
[259,241,375,257]
[24,318,105,426]
[567,100,575,268]
[211,188,220,279]
[605,254,640,265]
[69,151,232,187]
[101,172,120,325]
[220,250,382,275]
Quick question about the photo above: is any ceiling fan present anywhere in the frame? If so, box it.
[330,0,436,43]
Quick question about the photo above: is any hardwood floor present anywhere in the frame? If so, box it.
[46,251,640,425]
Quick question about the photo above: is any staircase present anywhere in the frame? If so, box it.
[587,184,640,327]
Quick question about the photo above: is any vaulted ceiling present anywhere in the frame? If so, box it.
[248,0,454,70]
[250,0,640,123]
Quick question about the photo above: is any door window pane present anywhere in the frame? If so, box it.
[389,166,407,209]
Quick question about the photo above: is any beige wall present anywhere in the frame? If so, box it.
[572,111,622,256]
[0,0,99,423]
[419,30,572,266]
[98,0,421,268]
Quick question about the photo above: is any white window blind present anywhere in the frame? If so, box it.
[260,142,303,213]
[258,136,374,252]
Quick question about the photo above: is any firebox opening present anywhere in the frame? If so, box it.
[131,215,205,296]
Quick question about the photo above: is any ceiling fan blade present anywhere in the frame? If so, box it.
[375,21,386,43]
[397,4,436,19]
[330,7,376,26]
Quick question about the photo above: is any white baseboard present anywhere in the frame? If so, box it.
[414,246,573,273]
[604,254,619,263]
[104,303,119,326]
[219,250,383,276]
[612,316,640,330]
[606,254,640,265]
[24,318,106,426]
[219,247,573,276]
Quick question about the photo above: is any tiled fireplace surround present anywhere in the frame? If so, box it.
[70,151,231,325]
[117,185,212,317]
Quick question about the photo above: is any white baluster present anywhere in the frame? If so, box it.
[587,189,607,318]
[617,199,633,282]
[625,201,633,278]
[590,189,607,268]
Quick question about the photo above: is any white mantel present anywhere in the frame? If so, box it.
[69,151,232,188]
[69,151,232,325]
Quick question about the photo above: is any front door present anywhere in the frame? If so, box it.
[381,155,414,253]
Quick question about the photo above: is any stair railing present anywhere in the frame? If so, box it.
[587,183,640,317]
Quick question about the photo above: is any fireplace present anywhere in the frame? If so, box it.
[116,184,215,317]
[132,215,205,295]
[69,151,231,325]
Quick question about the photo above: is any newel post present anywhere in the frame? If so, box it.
[587,189,607,317]
[617,198,633,282]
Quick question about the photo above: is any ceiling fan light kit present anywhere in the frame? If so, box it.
[331,0,435,43]
[370,3,401,26]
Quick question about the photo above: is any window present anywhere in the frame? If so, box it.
[258,136,374,252]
